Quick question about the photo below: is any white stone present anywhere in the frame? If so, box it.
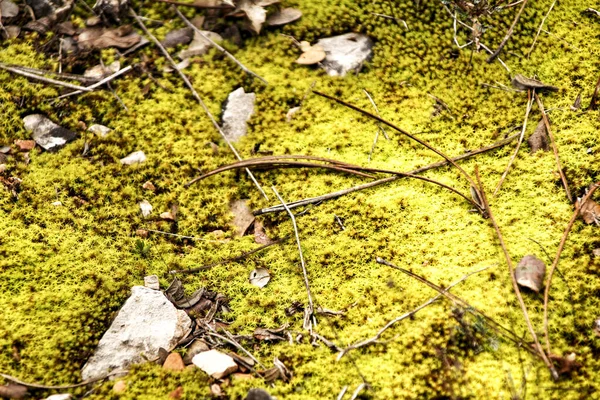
[45,395,72,400]
[51,201,62,206]
[81,286,192,380]
[88,124,112,137]
[139,200,152,218]
[316,33,374,77]
[144,275,160,290]
[182,339,209,364]
[192,349,238,379]
[23,114,77,151]
[120,150,146,165]
[222,88,255,142]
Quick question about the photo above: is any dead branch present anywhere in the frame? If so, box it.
[526,0,556,57]
[151,0,234,8]
[56,65,133,99]
[543,182,600,355]
[203,327,267,370]
[494,91,534,196]
[271,186,315,331]
[171,235,291,274]
[474,166,558,380]
[173,7,267,84]
[0,63,92,92]
[130,9,269,201]
[254,132,520,215]
[487,0,529,62]
[338,265,490,359]
[0,372,118,390]
[533,93,572,203]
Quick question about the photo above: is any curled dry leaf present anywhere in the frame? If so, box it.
[78,26,141,50]
[549,353,581,375]
[515,254,546,292]
[161,27,193,48]
[232,0,274,33]
[511,74,558,92]
[528,118,549,153]
[261,357,292,383]
[230,199,255,236]
[0,384,28,399]
[93,0,129,22]
[0,0,19,18]
[578,196,600,225]
[249,267,270,288]
[266,7,302,26]
[295,41,325,65]
[23,114,77,151]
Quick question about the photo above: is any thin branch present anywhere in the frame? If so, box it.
[255,132,520,215]
[56,66,133,99]
[173,7,267,84]
[494,91,534,196]
[474,166,558,380]
[526,0,556,57]
[0,64,99,83]
[363,89,389,139]
[533,93,572,202]
[543,182,600,355]
[0,372,118,390]
[349,383,367,400]
[313,90,481,194]
[487,0,529,62]
[130,9,269,200]
[338,265,490,359]
[0,63,92,92]
[203,327,267,369]
[271,186,315,329]
[171,235,291,274]
[151,0,234,8]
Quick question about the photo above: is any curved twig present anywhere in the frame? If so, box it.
[486,0,529,62]
[0,372,118,390]
[543,182,600,355]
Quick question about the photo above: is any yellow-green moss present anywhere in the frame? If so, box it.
[1,0,599,398]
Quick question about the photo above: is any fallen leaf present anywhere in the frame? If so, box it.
[231,0,278,33]
[253,324,288,341]
[120,150,146,165]
[0,384,28,399]
[78,26,141,50]
[139,200,153,218]
[230,199,255,236]
[84,61,120,80]
[295,41,325,65]
[165,278,207,308]
[0,0,19,18]
[511,74,558,92]
[3,25,20,39]
[93,0,129,22]
[178,30,223,60]
[163,58,190,73]
[266,7,302,26]
[135,229,148,238]
[515,255,546,292]
[549,352,581,375]
[578,197,600,225]
[253,220,272,245]
[142,181,156,191]
[571,92,582,111]
[261,357,292,383]
[285,301,303,316]
[161,27,193,48]
[249,268,270,288]
[528,118,549,153]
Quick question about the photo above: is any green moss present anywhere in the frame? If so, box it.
[1,0,599,398]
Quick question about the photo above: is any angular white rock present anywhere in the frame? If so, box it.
[88,124,112,137]
[222,88,255,142]
[192,349,238,379]
[144,275,160,290]
[23,114,77,151]
[81,286,192,380]
[120,150,146,165]
[316,33,374,77]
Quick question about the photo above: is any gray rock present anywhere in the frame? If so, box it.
[222,88,255,142]
[316,33,374,77]
[81,286,192,380]
[192,349,238,379]
[23,114,77,151]
[88,124,112,138]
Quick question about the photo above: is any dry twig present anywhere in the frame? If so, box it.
[543,182,600,355]
[0,372,118,390]
[533,92,572,202]
[56,65,133,99]
[526,0,556,57]
[173,7,267,84]
[474,166,558,379]
[338,265,490,359]
[130,9,269,200]
[0,63,92,92]
[487,0,529,62]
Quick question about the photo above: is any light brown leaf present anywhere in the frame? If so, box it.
[78,26,141,50]
[579,197,600,225]
[267,7,302,26]
[230,199,255,236]
[234,0,266,33]
[515,254,545,292]
[511,74,558,92]
[295,43,325,65]
[528,118,549,153]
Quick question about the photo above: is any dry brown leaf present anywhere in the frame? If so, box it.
[295,42,325,65]
[528,118,549,153]
[253,220,272,244]
[232,0,274,33]
[511,74,558,92]
[579,197,600,225]
[0,384,27,399]
[549,353,581,375]
[254,324,288,341]
[230,199,255,236]
[0,0,19,18]
[267,7,302,26]
[515,255,546,292]
[78,26,141,50]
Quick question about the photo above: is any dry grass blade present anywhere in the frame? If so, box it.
[56,65,133,99]
[0,372,116,389]
[533,93,572,202]
[486,0,529,62]
[313,90,481,193]
[543,182,600,355]
[526,0,556,58]
[338,265,490,359]
[130,9,269,200]
[173,6,267,84]
[474,166,558,380]
[0,63,93,92]
[255,132,520,215]
[494,91,534,196]
[271,186,315,330]
[203,327,267,370]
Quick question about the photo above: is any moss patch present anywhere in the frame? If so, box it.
[1,0,599,398]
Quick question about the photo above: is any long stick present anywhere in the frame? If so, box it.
[526,0,556,58]
[255,132,520,215]
[0,372,117,390]
[130,9,269,200]
[533,93,572,203]
[543,182,600,355]
[56,65,133,99]
[0,64,92,92]
[174,7,267,84]
[271,186,315,325]
[475,166,558,380]
[487,0,529,62]
[494,92,533,195]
